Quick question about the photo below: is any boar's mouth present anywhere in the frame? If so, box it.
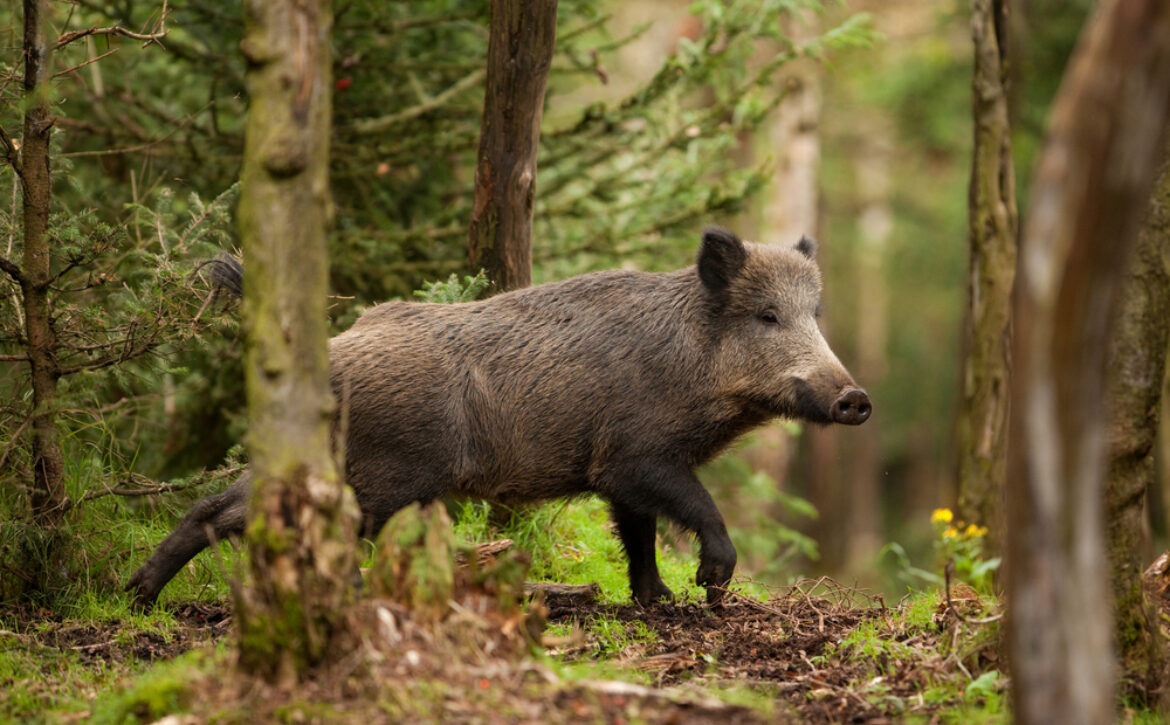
[787,378,837,425]
[743,379,835,425]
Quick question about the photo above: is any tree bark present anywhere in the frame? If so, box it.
[467,0,558,292]
[956,0,1018,553]
[1105,157,1170,708]
[1005,2,1170,723]
[235,0,359,685]
[17,0,66,526]
[844,133,891,573]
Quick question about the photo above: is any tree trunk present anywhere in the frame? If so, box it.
[19,0,66,526]
[742,31,822,525]
[467,0,558,292]
[1005,2,1170,723]
[844,133,891,573]
[956,0,1017,552]
[235,0,359,685]
[1105,157,1170,708]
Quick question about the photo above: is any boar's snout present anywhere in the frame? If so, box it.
[832,388,872,425]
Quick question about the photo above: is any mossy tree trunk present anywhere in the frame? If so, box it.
[235,0,359,685]
[1105,157,1170,709]
[1005,2,1170,722]
[467,0,558,293]
[956,0,1017,552]
[2,0,67,526]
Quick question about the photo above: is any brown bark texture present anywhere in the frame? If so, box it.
[234,0,358,685]
[956,0,1017,551]
[1105,158,1170,708]
[467,0,558,292]
[1005,2,1170,723]
[15,0,66,526]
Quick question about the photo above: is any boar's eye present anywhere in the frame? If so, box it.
[759,310,780,325]
[814,302,823,319]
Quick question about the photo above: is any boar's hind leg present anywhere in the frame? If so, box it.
[608,462,737,605]
[612,505,674,606]
[126,473,251,608]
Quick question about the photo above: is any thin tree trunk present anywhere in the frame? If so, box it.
[467,0,558,292]
[16,0,66,526]
[1005,2,1170,723]
[742,33,822,518]
[1105,158,1170,708]
[956,0,1017,552]
[844,133,891,573]
[235,0,358,685]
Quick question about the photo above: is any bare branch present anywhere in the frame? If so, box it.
[54,0,169,50]
[0,417,29,472]
[54,47,119,78]
[82,466,245,502]
[58,100,211,159]
[350,69,485,135]
[0,353,30,362]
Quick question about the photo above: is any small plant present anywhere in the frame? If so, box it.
[413,271,491,303]
[930,508,1000,593]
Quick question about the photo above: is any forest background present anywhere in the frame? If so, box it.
[0,0,1119,596]
[9,0,1170,721]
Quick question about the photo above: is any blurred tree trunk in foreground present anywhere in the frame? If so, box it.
[468,0,558,292]
[235,0,359,685]
[1105,157,1170,708]
[1005,1,1170,723]
[956,0,1017,553]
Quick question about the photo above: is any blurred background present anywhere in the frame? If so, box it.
[6,0,1152,596]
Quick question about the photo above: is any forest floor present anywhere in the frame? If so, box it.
[0,577,1010,724]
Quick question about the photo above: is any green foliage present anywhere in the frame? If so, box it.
[928,508,1000,594]
[814,590,1006,722]
[879,508,1001,595]
[412,270,491,303]
[88,648,217,725]
[452,496,704,604]
[0,433,243,608]
[2,0,872,492]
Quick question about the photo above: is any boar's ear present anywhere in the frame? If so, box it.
[698,227,748,293]
[795,234,817,259]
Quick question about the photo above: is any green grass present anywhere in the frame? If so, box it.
[452,496,705,604]
[88,647,223,725]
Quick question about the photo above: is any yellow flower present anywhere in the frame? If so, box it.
[943,526,959,540]
[964,524,988,538]
[931,508,954,525]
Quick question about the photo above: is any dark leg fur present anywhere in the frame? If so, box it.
[126,473,251,607]
[607,461,736,605]
[612,504,673,606]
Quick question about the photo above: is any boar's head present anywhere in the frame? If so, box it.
[698,227,871,426]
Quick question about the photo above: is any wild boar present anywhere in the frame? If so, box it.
[128,227,870,607]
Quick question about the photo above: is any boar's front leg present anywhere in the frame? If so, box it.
[608,462,737,605]
[612,505,674,606]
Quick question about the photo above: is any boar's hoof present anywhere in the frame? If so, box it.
[832,388,872,425]
[697,550,736,605]
[633,580,675,607]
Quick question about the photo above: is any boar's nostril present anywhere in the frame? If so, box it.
[832,388,872,425]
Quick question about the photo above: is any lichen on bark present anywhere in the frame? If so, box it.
[233,0,359,685]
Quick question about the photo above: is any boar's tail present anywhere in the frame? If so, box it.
[196,253,243,299]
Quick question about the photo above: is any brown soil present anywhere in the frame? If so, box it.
[546,582,975,724]
[9,583,997,724]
